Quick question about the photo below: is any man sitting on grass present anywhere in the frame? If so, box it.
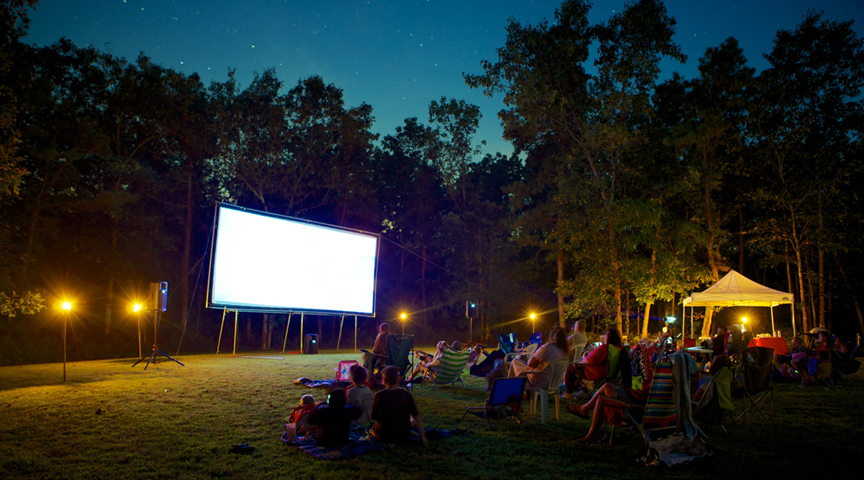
[370,366,428,446]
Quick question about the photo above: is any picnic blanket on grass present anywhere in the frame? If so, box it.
[293,377,351,390]
[280,425,465,460]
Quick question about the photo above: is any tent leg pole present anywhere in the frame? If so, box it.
[300,312,304,352]
[771,306,776,336]
[791,300,797,338]
[354,315,358,353]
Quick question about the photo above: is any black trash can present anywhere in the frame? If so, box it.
[303,334,319,354]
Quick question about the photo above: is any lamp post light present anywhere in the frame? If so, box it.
[530,312,537,336]
[60,301,72,382]
[741,316,748,333]
[400,312,407,335]
[131,302,143,358]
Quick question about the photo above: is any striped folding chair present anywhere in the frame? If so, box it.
[422,347,471,390]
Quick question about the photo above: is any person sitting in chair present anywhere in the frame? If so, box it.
[568,321,588,360]
[563,327,625,399]
[363,323,391,371]
[507,326,569,390]
[411,341,447,380]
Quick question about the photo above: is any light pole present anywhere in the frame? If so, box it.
[530,312,537,336]
[400,312,407,335]
[61,301,72,382]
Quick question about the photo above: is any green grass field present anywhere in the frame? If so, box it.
[1,349,862,480]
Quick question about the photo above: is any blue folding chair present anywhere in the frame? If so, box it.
[461,377,527,428]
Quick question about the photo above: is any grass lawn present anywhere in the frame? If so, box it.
[1,348,862,480]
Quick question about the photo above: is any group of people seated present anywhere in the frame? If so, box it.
[772,329,858,384]
[286,362,428,448]
[290,318,859,449]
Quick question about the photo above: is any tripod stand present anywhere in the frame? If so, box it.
[132,310,185,370]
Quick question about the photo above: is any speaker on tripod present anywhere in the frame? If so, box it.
[132,281,185,370]
[150,281,167,312]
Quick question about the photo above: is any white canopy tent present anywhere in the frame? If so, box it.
[682,269,796,338]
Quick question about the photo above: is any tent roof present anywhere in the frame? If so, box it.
[682,269,794,307]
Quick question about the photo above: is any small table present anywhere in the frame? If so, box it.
[685,346,714,371]
[750,337,788,355]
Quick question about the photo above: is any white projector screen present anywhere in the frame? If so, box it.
[208,204,379,315]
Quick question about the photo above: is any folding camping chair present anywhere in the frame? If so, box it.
[737,346,774,429]
[499,333,518,355]
[461,377,527,428]
[576,344,624,398]
[603,356,709,462]
[335,360,359,382]
[368,334,414,383]
[692,365,736,433]
[604,359,677,444]
[417,347,471,390]
[831,345,861,384]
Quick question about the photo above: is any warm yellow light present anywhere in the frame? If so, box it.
[61,301,72,311]
[742,317,748,323]
[132,303,142,313]
[400,313,407,321]
[530,313,536,320]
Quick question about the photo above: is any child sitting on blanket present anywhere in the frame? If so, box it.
[308,389,361,448]
[370,366,428,446]
[286,394,318,437]
[346,365,373,425]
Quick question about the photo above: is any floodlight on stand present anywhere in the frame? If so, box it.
[400,312,408,335]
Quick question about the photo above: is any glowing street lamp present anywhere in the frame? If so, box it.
[127,302,145,358]
[741,317,748,332]
[60,301,72,382]
[529,312,537,335]
[400,312,408,335]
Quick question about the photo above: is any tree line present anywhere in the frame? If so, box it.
[1,0,862,364]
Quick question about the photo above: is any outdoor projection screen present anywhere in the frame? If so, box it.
[207,204,379,316]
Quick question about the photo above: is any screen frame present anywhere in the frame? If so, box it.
[205,203,379,316]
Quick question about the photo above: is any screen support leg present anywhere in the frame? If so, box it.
[282,312,292,354]
[217,307,227,355]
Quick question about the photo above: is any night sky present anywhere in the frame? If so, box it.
[24,0,864,157]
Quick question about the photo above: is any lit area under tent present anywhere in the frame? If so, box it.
[682,269,796,338]
[204,203,381,355]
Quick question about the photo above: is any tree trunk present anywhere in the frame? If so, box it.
[739,205,745,275]
[105,227,118,334]
[624,290,631,339]
[835,257,864,336]
[181,169,193,335]
[701,307,714,339]
[642,301,652,339]
[557,249,566,328]
[421,244,427,335]
[818,194,825,329]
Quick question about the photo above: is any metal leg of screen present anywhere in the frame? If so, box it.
[282,312,292,354]
[217,308,227,355]
[233,310,238,356]
[300,312,305,351]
